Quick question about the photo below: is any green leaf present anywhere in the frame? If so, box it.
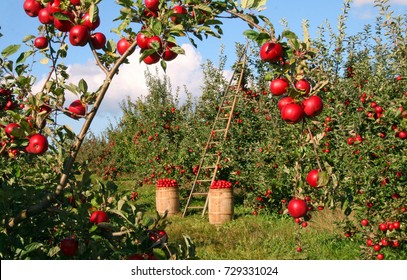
[282,30,298,40]
[21,242,43,257]
[53,12,70,21]
[241,0,255,9]
[22,35,36,43]
[160,59,167,72]
[16,50,34,64]
[2,44,20,58]
[243,29,259,40]
[89,3,99,23]
[78,79,88,93]
[152,21,163,36]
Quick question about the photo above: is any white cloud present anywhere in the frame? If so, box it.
[353,0,407,6]
[33,44,208,134]
[65,43,204,116]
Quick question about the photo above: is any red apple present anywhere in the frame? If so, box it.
[69,25,90,46]
[397,131,407,139]
[143,52,160,65]
[295,79,311,95]
[146,36,162,50]
[68,100,87,118]
[277,96,295,111]
[38,8,54,24]
[24,0,43,17]
[260,42,283,62]
[269,78,289,96]
[26,133,48,155]
[5,123,23,139]
[34,36,48,49]
[117,38,133,55]
[90,210,109,224]
[46,0,62,14]
[144,0,160,11]
[81,13,100,31]
[70,0,81,6]
[170,5,188,24]
[162,42,178,61]
[281,103,304,124]
[306,169,320,188]
[60,238,79,257]
[136,32,150,49]
[90,32,106,49]
[54,12,74,32]
[302,96,323,117]
[287,198,308,218]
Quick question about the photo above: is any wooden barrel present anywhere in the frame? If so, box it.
[208,188,234,225]
[156,187,180,216]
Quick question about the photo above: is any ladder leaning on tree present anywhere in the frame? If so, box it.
[182,43,249,217]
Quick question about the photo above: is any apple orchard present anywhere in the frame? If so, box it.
[0,0,406,260]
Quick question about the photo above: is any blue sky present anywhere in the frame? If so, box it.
[1,0,407,135]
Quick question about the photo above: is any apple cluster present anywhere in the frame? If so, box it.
[1,87,50,157]
[115,0,189,65]
[156,178,178,187]
[23,0,107,50]
[260,41,324,124]
[210,180,232,189]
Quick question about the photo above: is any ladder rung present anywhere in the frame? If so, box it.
[192,192,208,196]
[202,165,217,169]
[187,206,205,209]
[212,129,226,132]
[197,179,212,182]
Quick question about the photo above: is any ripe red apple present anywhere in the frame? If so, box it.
[81,13,100,31]
[143,52,160,65]
[281,103,304,124]
[269,78,289,96]
[144,0,160,11]
[117,38,132,55]
[60,238,79,257]
[5,123,23,139]
[259,42,283,62]
[46,0,62,14]
[306,169,320,188]
[397,131,407,139]
[162,42,178,61]
[170,5,188,24]
[34,36,48,49]
[24,0,43,17]
[302,96,323,117]
[90,32,106,49]
[90,210,109,224]
[287,198,308,218]
[54,12,74,32]
[38,8,54,24]
[70,0,81,6]
[136,32,150,49]
[347,137,354,145]
[68,100,87,119]
[26,133,48,155]
[295,79,311,95]
[69,25,90,46]
[360,219,369,226]
[277,96,295,111]
[146,35,162,50]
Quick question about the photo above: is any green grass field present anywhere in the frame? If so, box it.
[120,181,361,260]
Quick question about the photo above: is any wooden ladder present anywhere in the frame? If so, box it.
[182,45,249,217]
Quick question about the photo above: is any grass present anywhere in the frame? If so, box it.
[118,181,361,260]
